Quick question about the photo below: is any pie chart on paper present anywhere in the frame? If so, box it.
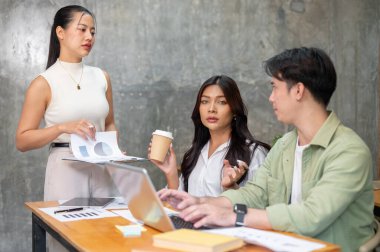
[94,142,113,156]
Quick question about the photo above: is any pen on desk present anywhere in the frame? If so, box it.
[54,207,84,214]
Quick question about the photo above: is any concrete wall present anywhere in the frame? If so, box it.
[0,0,379,250]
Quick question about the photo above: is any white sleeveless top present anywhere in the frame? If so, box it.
[41,60,109,143]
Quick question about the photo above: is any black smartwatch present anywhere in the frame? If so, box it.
[233,204,247,227]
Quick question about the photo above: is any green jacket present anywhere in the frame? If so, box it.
[222,112,374,252]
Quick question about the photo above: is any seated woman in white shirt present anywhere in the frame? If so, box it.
[149,75,270,197]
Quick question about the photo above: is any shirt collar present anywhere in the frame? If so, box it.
[309,111,341,148]
[200,139,230,160]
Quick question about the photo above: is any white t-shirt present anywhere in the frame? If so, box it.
[178,140,268,197]
[291,139,310,204]
[41,60,109,143]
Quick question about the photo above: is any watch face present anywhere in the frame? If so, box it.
[234,204,247,214]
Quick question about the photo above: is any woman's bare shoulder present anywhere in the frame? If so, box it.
[25,75,51,101]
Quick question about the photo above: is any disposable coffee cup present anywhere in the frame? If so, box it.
[150,130,173,162]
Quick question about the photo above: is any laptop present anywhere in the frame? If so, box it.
[105,161,196,232]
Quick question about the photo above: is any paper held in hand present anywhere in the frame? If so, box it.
[65,131,146,163]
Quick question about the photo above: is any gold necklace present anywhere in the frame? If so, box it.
[58,59,83,90]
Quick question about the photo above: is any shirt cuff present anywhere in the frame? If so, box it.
[221,189,246,205]
[266,203,293,232]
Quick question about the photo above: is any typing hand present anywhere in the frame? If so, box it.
[158,188,199,210]
[179,202,236,229]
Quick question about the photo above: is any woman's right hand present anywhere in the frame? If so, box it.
[148,143,177,175]
[59,119,96,141]
[148,142,180,189]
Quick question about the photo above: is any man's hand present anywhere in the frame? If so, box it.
[158,189,237,229]
[180,203,236,229]
[158,188,200,210]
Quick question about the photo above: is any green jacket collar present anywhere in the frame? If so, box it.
[310,111,341,148]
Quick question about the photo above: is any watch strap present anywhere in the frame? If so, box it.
[235,212,245,227]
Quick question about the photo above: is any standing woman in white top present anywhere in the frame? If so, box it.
[149,75,270,197]
[16,5,117,201]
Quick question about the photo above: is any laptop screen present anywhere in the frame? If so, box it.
[105,161,176,232]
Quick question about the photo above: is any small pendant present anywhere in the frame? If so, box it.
[77,84,81,90]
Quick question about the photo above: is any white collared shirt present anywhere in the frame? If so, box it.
[178,140,267,197]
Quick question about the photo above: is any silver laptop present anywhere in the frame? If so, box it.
[105,161,194,232]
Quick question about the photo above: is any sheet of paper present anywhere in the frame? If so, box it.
[112,207,178,224]
[112,209,141,224]
[68,131,146,163]
[204,227,325,252]
[39,207,117,222]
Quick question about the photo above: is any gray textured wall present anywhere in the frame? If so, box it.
[0,0,379,251]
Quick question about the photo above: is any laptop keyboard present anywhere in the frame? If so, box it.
[169,215,210,230]
[169,215,194,229]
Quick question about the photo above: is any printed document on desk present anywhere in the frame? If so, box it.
[39,207,117,222]
[66,131,146,163]
[205,227,325,252]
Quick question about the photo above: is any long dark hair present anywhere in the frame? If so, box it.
[180,75,270,191]
[46,5,95,69]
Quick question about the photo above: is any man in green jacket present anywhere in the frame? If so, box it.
[158,47,374,251]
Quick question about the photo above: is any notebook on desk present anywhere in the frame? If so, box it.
[105,162,199,232]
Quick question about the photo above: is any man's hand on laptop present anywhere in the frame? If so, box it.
[158,189,236,229]
[180,202,236,229]
[158,189,200,210]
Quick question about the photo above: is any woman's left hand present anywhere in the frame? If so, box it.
[221,159,248,189]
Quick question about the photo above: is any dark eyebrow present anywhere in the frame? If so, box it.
[77,23,94,29]
[201,95,226,98]
[77,23,96,31]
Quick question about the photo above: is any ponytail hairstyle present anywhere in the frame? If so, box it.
[180,75,270,191]
[46,5,95,69]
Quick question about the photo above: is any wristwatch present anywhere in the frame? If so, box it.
[233,203,247,227]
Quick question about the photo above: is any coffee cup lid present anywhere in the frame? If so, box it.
[152,130,173,139]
